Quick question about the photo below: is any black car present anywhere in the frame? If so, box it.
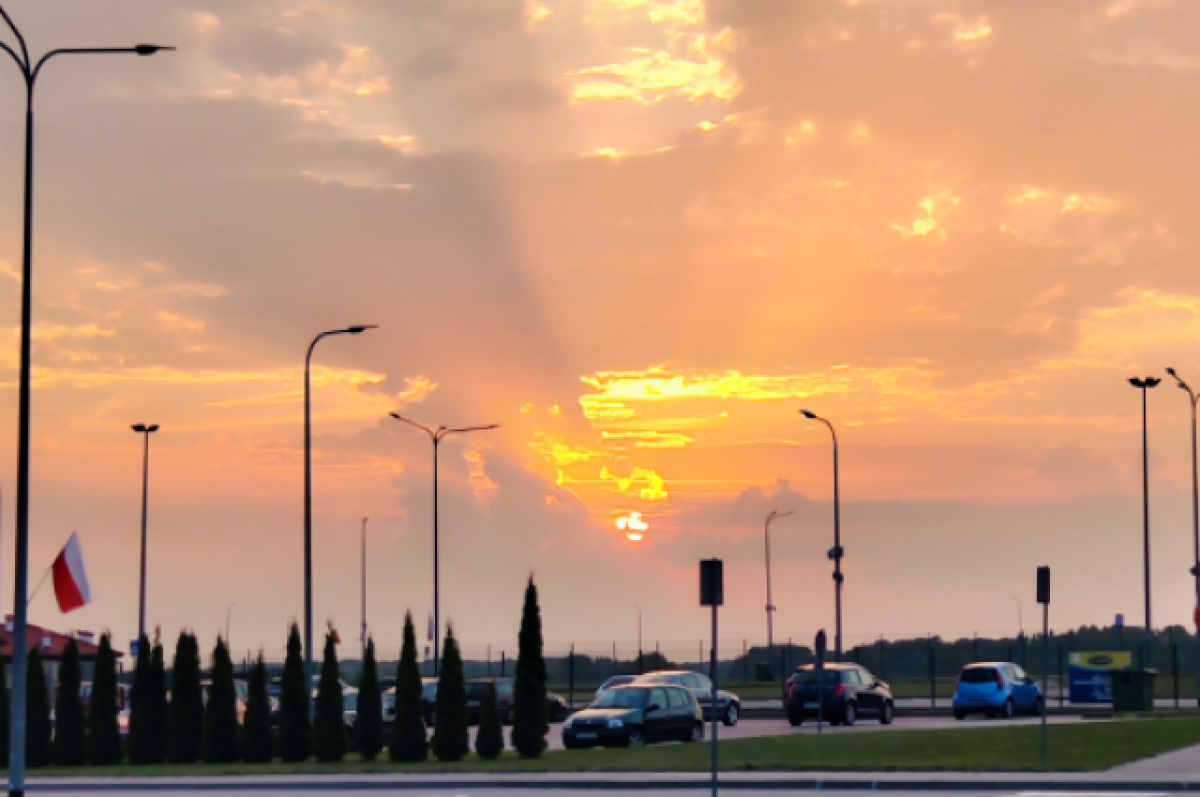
[467,678,515,724]
[633,670,741,726]
[562,684,703,748]
[785,662,895,727]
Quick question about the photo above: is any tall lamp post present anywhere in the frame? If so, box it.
[764,510,794,662]
[361,516,368,662]
[800,409,844,661]
[1129,375,1160,668]
[0,9,172,794]
[131,423,159,641]
[1166,367,1200,705]
[635,604,642,674]
[389,413,499,675]
[304,326,376,701]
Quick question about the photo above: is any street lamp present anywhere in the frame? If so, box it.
[800,409,844,661]
[1166,367,1200,705]
[0,7,173,792]
[304,325,376,703]
[389,412,499,675]
[635,604,642,674]
[1129,375,1160,668]
[131,423,159,641]
[764,510,794,661]
[361,517,368,663]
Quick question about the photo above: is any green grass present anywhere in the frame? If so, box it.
[16,717,1200,776]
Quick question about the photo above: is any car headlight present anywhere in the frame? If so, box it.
[564,717,574,730]
[607,718,624,729]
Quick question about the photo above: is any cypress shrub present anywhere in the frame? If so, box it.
[242,654,273,763]
[168,631,203,763]
[204,637,239,763]
[147,635,168,763]
[430,627,468,762]
[89,633,122,765]
[0,652,10,764]
[355,637,383,761]
[512,577,547,758]
[474,682,504,760]
[128,634,153,763]
[25,648,51,768]
[53,638,86,766]
[314,631,345,763]
[389,612,427,762]
[278,622,310,762]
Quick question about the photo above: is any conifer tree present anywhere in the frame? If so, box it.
[53,638,86,766]
[474,682,504,760]
[128,634,153,763]
[389,612,427,762]
[241,654,273,763]
[204,637,239,763]
[25,648,51,768]
[278,622,311,762]
[147,633,168,764]
[314,631,345,763]
[355,637,383,761]
[89,633,122,765]
[512,577,547,758]
[430,627,468,762]
[168,631,204,763]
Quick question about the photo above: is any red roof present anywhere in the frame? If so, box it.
[0,617,121,661]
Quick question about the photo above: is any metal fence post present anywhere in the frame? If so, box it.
[880,637,886,681]
[1174,638,1180,708]
[928,636,936,708]
[1059,646,1065,707]
[501,650,506,678]
[613,641,617,676]
[973,632,979,663]
[743,639,748,686]
[568,643,575,709]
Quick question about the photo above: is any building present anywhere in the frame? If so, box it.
[0,616,123,692]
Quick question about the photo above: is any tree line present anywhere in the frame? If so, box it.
[0,576,549,766]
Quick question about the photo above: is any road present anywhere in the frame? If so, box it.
[27,790,1187,796]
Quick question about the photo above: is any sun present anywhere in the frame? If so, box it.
[616,511,649,542]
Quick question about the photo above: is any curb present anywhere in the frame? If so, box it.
[24,778,1200,792]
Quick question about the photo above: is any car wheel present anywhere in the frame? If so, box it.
[985,709,996,719]
[842,702,857,727]
[688,722,704,743]
[626,728,644,749]
[723,703,739,727]
[881,702,895,725]
[1002,699,1014,719]
[788,710,803,727]
[953,709,965,721]
[1033,697,1044,717]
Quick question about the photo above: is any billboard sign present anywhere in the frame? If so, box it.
[1068,651,1132,704]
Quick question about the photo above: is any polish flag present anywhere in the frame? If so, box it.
[51,533,91,614]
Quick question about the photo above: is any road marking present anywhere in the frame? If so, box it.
[1015,793,1169,797]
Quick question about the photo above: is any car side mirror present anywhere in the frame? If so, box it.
[646,703,661,713]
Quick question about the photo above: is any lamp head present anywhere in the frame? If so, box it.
[131,424,146,433]
[1146,376,1162,388]
[1167,367,1177,377]
[389,412,402,421]
[348,324,377,335]
[147,424,160,433]
[1129,377,1145,388]
[134,44,174,56]
[800,409,818,419]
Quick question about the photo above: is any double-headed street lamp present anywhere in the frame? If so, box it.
[800,409,844,661]
[0,7,172,792]
[304,326,376,700]
[1166,367,1200,706]
[131,424,159,641]
[389,413,499,675]
[1129,375,1160,667]
[764,510,794,659]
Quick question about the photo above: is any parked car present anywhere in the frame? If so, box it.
[562,684,702,748]
[594,675,636,699]
[382,677,438,726]
[632,670,741,726]
[952,662,1043,719]
[785,662,895,727]
[343,687,359,734]
[546,691,570,722]
[467,678,514,724]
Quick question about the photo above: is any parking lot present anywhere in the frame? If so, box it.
[468,712,1097,751]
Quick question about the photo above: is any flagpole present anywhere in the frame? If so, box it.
[25,563,51,605]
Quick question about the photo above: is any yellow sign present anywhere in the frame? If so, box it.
[1069,651,1131,670]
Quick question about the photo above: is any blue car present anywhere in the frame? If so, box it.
[952,662,1043,719]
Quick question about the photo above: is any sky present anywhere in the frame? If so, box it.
[0,0,1197,663]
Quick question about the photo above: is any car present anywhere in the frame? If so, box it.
[546,691,570,722]
[467,678,515,724]
[632,670,741,726]
[562,684,703,749]
[268,675,352,698]
[343,687,359,734]
[594,675,636,699]
[382,677,437,725]
[952,662,1043,720]
[785,662,895,727]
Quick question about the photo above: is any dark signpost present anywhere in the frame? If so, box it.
[1037,566,1051,765]
[815,629,827,736]
[700,559,723,797]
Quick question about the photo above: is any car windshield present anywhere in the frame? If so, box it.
[797,670,841,686]
[960,668,998,684]
[600,677,633,690]
[592,688,647,708]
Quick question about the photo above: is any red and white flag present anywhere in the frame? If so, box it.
[51,532,91,614]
